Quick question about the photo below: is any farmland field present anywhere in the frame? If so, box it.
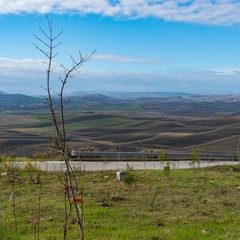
[1,105,240,156]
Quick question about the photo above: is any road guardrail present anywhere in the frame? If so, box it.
[71,150,240,161]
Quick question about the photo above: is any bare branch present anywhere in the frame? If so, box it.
[33,43,50,58]
[53,30,63,41]
[70,55,78,65]
[39,26,51,41]
[63,98,71,105]
[79,51,83,61]
[33,34,50,48]
[41,86,48,91]
[52,104,61,112]
[53,41,62,49]
[61,64,69,72]
[52,52,60,59]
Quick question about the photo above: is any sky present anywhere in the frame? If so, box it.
[1,0,240,95]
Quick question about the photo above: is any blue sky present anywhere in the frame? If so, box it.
[1,0,240,95]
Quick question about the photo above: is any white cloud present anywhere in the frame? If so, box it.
[0,57,44,69]
[93,54,161,63]
[0,58,45,77]
[0,57,73,95]
[214,67,240,75]
[0,0,240,26]
[1,57,240,95]
[69,68,240,94]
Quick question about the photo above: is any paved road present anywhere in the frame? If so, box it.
[16,160,240,171]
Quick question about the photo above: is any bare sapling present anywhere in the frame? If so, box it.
[64,172,68,240]
[35,176,42,240]
[10,173,18,234]
[33,14,95,240]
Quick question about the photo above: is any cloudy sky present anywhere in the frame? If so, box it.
[1,0,240,95]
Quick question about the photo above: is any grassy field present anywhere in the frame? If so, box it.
[0,163,240,239]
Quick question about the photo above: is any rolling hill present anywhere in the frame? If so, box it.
[1,91,240,156]
[0,92,44,110]
[1,91,240,113]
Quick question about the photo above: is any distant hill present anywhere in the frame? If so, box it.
[72,91,191,99]
[0,93,44,110]
[69,94,118,103]
[2,91,240,113]
[0,91,9,95]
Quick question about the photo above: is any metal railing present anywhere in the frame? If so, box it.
[71,150,239,161]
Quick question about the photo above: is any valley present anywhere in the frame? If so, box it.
[1,92,240,157]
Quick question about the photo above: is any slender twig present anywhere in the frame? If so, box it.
[34,176,42,240]
[64,171,68,240]
[33,13,95,240]
[11,180,18,234]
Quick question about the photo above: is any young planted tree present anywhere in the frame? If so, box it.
[33,14,95,240]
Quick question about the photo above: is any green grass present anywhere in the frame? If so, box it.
[0,164,240,239]
[67,102,142,112]
[33,115,50,122]
[67,116,135,130]
[28,126,53,134]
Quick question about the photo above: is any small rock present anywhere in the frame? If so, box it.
[99,202,110,207]
[1,172,7,177]
[237,186,240,190]
[34,179,41,184]
[116,170,127,181]
[104,176,109,180]
[202,229,209,234]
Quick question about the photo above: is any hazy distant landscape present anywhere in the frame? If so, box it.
[1,91,240,156]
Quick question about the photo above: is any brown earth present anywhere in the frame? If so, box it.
[1,110,240,156]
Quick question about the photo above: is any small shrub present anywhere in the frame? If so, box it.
[190,150,200,168]
[123,171,136,185]
[163,162,171,177]
[158,150,167,161]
